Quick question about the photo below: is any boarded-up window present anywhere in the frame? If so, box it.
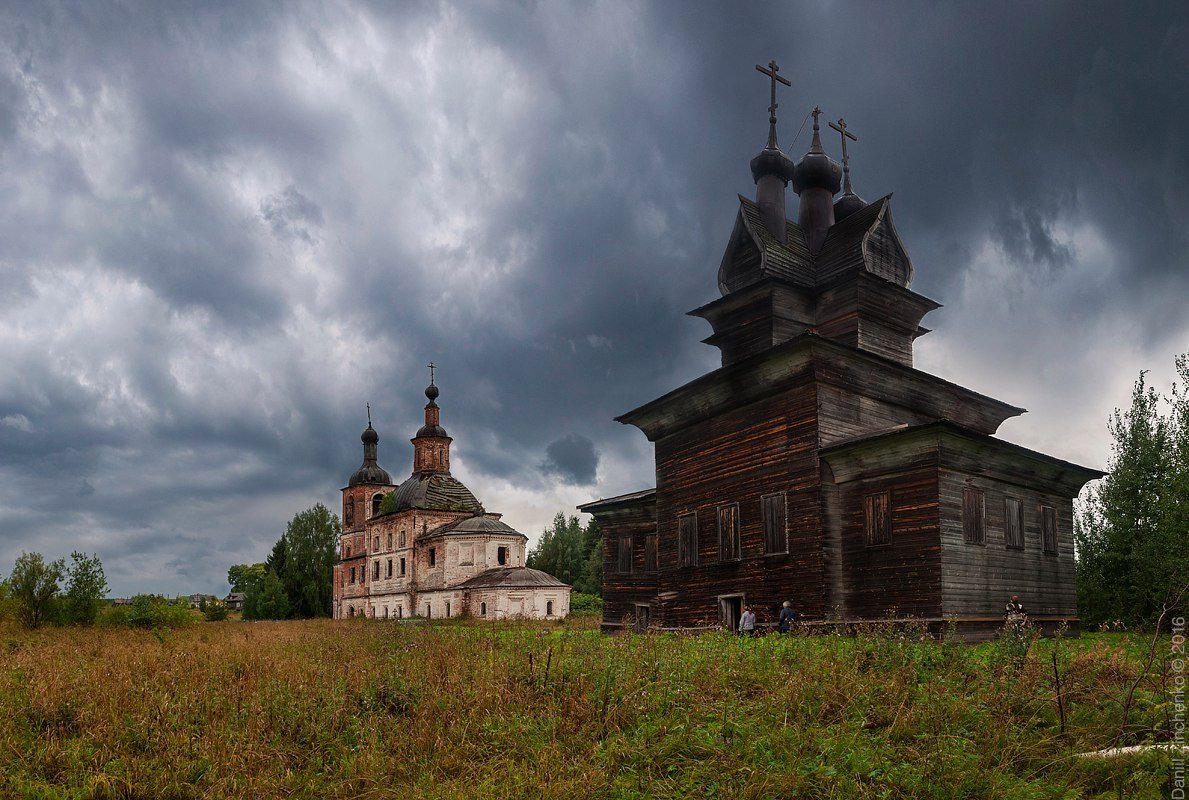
[617,534,633,574]
[1041,505,1057,554]
[863,491,891,546]
[677,512,698,567]
[718,504,740,561]
[963,487,986,545]
[761,493,787,554]
[1005,498,1024,549]
[644,534,658,572]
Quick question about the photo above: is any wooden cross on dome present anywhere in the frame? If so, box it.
[828,117,858,164]
[755,60,791,149]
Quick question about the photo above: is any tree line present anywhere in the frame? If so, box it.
[228,502,340,620]
[2,551,108,628]
[1076,353,1189,629]
[526,512,602,599]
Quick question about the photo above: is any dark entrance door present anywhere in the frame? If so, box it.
[720,596,743,631]
[633,604,651,633]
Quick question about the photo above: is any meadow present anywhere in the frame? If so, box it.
[0,614,1176,799]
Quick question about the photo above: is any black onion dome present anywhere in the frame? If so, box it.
[833,191,868,222]
[416,423,450,438]
[749,147,795,184]
[361,425,379,445]
[389,472,482,513]
[425,383,440,401]
[791,113,842,195]
[348,462,392,486]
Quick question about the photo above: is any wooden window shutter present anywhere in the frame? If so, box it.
[644,534,658,572]
[617,534,633,575]
[761,493,787,554]
[678,512,698,567]
[863,491,891,546]
[1004,498,1025,549]
[962,487,986,545]
[1041,505,1058,554]
[717,504,740,561]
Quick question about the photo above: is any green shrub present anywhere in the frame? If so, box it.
[100,595,194,629]
[570,592,603,613]
[203,602,230,622]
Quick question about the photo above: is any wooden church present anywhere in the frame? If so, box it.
[580,63,1101,639]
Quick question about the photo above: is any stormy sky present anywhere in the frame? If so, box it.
[0,2,1185,596]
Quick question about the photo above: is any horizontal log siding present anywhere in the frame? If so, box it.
[838,466,942,617]
[938,468,1077,618]
[654,382,823,628]
[600,518,660,626]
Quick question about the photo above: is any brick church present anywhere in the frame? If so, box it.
[334,376,571,621]
[580,63,1101,638]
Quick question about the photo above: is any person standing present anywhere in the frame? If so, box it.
[739,605,756,636]
[778,600,798,633]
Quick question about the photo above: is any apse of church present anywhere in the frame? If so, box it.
[333,371,571,621]
[581,61,1101,640]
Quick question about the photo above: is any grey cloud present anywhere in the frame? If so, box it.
[0,2,1184,596]
[540,434,599,486]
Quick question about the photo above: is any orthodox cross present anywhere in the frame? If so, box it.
[366,402,372,427]
[427,362,436,385]
[829,117,859,192]
[755,60,791,149]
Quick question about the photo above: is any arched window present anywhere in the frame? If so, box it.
[383,607,389,618]
[345,545,351,557]
[445,602,451,618]
[397,605,403,619]
[497,546,507,566]
[371,494,382,517]
[425,603,431,618]
[387,533,392,550]
[399,531,406,547]
[374,536,380,551]
[547,601,553,616]
[345,497,355,526]
[348,607,355,618]
[480,602,486,616]
[429,548,436,567]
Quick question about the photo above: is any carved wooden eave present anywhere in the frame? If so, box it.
[819,420,1104,496]
[578,488,657,523]
[615,333,1024,443]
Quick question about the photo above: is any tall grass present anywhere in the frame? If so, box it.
[0,616,1173,799]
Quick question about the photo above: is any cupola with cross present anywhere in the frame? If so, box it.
[412,362,451,474]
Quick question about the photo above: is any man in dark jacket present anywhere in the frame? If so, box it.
[778,601,798,633]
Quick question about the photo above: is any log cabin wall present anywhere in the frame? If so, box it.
[938,467,1078,619]
[596,500,659,631]
[835,464,943,618]
[653,379,825,629]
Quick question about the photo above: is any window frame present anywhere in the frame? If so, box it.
[677,512,698,568]
[863,490,892,547]
[761,492,788,555]
[1040,504,1058,555]
[717,503,741,561]
[617,533,633,574]
[962,487,986,545]
[1004,497,1025,550]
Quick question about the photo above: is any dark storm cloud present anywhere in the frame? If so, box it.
[0,1,1184,595]
[540,434,599,487]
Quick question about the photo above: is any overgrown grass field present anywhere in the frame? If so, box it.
[0,615,1175,799]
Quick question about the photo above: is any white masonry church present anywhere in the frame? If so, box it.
[333,372,571,621]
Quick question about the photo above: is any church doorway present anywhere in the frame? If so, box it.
[633,603,651,633]
[718,595,743,631]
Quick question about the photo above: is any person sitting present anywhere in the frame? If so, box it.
[1005,595,1027,630]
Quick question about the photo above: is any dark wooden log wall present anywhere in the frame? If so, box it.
[836,465,943,618]
[938,467,1077,618]
[600,512,660,630]
[653,379,824,628]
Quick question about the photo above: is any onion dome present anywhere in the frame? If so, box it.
[830,116,868,222]
[348,422,392,486]
[834,190,868,222]
[791,108,842,196]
